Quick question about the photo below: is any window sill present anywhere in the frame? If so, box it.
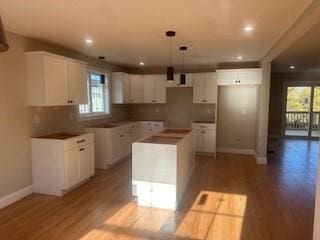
[78,113,111,122]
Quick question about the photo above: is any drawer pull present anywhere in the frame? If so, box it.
[120,134,124,138]
[201,131,205,133]
[202,100,207,102]
[77,139,85,144]
[79,148,85,151]
[200,125,206,128]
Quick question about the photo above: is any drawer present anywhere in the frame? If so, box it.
[191,123,216,130]
[64,133,94,150]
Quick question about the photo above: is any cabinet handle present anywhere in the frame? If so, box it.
[200,125,206,128]
[201,131,205,134]
[79,148,85,151]
[152,100,156,103]
[77,139,86,144]
[202,100,207,102]
[120,134,124,138]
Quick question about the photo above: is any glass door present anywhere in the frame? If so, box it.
[285,86,312,137]
[312,86,320,137]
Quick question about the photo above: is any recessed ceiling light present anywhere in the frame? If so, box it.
[139,62,145,66]
[244,25,254,32]
[237,56,243,60]
[290,65,295,69]
[85,39,93,44]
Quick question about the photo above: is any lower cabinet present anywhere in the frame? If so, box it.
[192,123,216,155]
[140,121,164,137]
[31,133,95,196]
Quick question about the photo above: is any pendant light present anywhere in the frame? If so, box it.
[166,31,176,81]
[98,56,106,84]
[0,16,9,52]
[179,46,187,85]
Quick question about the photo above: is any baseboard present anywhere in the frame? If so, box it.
[217,147,255,155]
[0,185,33,210]
[255,154,267,164]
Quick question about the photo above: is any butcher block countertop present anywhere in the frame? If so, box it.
[139,128,192,145]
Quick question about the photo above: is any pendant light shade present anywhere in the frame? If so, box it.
[98,56,106,84]
[179,46,187,85]
[166,31,176,81]
[0,16,9,52]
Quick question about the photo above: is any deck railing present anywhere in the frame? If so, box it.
[286,111,320,130]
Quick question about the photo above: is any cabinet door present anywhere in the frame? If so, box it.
[123,73,131,103]
[65,148,80,189]
[202,130,216,153]
[192,74,205,103]
[79,144,94,181]
[130,75,143,103]
[238,69,261,85]
[68,61,88,105]
[154,75,166,103]
[141,123,150,137]
[143,75,155,103]
[195,129,204,152]
[111,133,121,163]
[119,132,129,158]
[216,70,238,85]
[204,73,217,103]
[43,55,69,105]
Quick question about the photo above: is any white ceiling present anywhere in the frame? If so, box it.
[273,21,320,73]
[0,0,314,67]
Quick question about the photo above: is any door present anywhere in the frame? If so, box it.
[65,148,80,189]
[68,61,87,105]
[154,75,166,103]
[130,75,143,103]
[312,86,320,137]
[143,75,154,103]
[285,86,312,137]
[204,73,217,103]
[43,55,69,105]
[79,144,94,181]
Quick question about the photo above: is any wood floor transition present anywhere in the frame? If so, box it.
[0,138,318,240]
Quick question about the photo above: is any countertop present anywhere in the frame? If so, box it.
[138,128,192,145]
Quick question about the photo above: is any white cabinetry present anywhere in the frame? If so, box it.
[216,69,261,85]
[85,122,141,169]
[140,121,165,137]
[130,75,144,103]
[192,123,216,155]
[26,51,88,106]
[166,74,193,87]
[143,75,166,103]
[111,72,131,104]
[31,133,94,196]
[193,73,217,104]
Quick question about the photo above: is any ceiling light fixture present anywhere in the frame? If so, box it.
[98,56,106,84]
[139,62,145,66]
[290,65,295,69]
[166,31,176,81]
[244,25,253,32]
[237,56,243,60]
[85,39,93,44]
[0,16,9,52]
[179,46,188,85]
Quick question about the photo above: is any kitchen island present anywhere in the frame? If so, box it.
[132,128,195,210]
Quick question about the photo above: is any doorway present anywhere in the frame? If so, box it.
[284,85,320,138]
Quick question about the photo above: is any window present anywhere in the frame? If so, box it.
[79,70,110,119]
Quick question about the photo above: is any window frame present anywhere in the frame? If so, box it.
[78,67,112,121]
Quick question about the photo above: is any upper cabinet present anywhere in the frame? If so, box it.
[216,68,261,85]
[111,72,130,104]
[143,74,166,103]
[193,73,217,104]
[111,73,166,104]
[130,74,144,103]
[26,51,88,106]
[166,73,193,88]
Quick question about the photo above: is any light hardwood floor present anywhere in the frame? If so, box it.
[0,139,318,240]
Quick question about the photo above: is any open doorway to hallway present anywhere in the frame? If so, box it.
[284,85,320,138]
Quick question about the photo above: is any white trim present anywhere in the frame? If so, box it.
[0,185,33,210]
[217,147,254,155]
[255,154,268,164]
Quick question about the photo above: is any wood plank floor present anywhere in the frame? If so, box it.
[0,138,318,240]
